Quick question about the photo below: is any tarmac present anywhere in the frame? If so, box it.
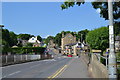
[58,57,90,78]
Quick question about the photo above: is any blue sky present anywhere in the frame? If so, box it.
[2,2,108,38]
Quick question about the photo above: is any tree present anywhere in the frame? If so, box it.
[54,33,62,47]
[77,29,89,42]
[2,29,18,53]
[17,34,34,40]
[92,2,120,21]
[44,36,55,44]
[86,27,109,51]
[25,43,33,47]
[114,22,120,36]
[61,1,84,10]
[9,31,17,46]
[2,29,11,47]
[37,35,42,42]
[61,1,120,21]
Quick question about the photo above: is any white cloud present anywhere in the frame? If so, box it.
[96,8,101,14]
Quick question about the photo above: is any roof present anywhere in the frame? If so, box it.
[64,33,74,38]
[28,36,40,43]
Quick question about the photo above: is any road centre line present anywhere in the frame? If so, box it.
[48,58,74,78]
[55,58,75,78]
[51,65,67,78]
[47,65,63,78]
[48,65,67,79]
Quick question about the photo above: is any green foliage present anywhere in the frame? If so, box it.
[86,27,109,51]
[61,0,84,10]
[61,1,120,21]
[9,31,17,46]
[114,22,120,36]
[77,29,89,42]
[12,47,46,54]
[44,36,55,44]
[116,51,120,59]
[2,29,11,47]
[37,35,42,42]
[92,2,120,21]
[17,34,34,40]
[2,47,12,54]
[25,43,33,47]
[54,33,62,47]
[2,29,18,48]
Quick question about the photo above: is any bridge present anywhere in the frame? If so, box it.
[2,50,117,80]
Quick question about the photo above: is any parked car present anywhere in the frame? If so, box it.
[67,53,72,57]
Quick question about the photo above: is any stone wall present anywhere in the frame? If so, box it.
[88,54,108,78]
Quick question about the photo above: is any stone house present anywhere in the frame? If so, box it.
[48,40,56,48]
[61,33,77,55]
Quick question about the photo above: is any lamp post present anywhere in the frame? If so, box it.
[108,0,117,78]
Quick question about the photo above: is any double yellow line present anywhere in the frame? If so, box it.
[48,65,68,78]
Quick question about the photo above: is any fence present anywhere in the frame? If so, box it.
[1,54,52,66]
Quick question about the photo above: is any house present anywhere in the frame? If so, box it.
[28,36,41,47]
[17,38,28,47]
[61,33,77,55]
[48,40,56,48]
[61,33,90,55]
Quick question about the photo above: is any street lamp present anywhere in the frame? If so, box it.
[108,0,117,78]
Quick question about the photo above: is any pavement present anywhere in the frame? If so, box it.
[2,54,90,79]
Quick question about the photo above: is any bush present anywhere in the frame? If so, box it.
[2,47,12,55]
[12,47,46,54]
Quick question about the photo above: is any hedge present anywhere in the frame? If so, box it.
[2,47,46,55]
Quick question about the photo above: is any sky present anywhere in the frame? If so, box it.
[2,2,108,38]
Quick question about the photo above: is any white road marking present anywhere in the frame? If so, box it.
[8,71,21,76]
[43,59,56,62]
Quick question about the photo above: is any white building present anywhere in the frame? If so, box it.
[28,36,41,47]
[28,36,40,44]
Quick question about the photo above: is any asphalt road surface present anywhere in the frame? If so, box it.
[2,55,72,78]
[2,54,89,79]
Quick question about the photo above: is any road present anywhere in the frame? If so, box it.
[2,54,89,79]
[2,55,71,78]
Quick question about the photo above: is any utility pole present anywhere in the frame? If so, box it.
[108,0,117,78]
